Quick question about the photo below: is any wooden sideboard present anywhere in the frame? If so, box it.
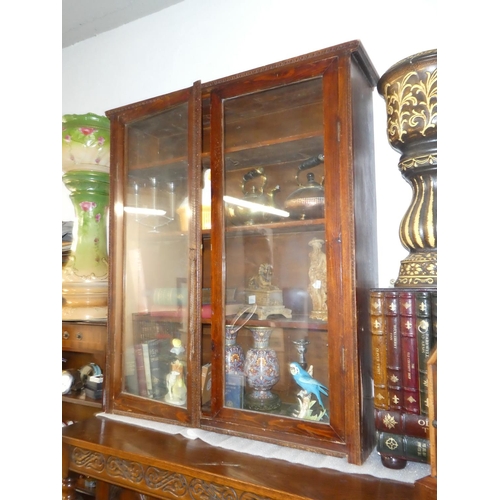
[62,321,107,424]
[62,416,436,500]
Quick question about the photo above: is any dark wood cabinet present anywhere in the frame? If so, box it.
[202,42,379,464]
[103,40,378,465]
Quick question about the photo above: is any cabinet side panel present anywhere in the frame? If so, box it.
[351,56,378,462]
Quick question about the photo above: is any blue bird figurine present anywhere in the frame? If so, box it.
[289,362,328,410]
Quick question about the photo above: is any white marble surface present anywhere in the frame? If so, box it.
[98,412,431,484]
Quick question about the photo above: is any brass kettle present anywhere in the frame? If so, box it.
[284,154,325,220]
[226,168,281,225]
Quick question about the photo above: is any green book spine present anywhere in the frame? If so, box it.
[431,290,437,343]
[376,431,430,464]
[147,338,164,400]
[416,291,434,415]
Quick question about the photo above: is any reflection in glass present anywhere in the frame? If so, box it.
[121,101,190,410]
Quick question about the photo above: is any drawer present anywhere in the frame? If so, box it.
[62,322,107,352]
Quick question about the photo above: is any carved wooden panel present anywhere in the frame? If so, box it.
[70,446,272,500]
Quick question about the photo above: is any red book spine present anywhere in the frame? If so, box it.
[399,291,420,414]
[370,290,389,410]
[374,409,429,439]
[384,291,403,411]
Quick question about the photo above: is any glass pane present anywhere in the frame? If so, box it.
[122,102,190,408]
[222,78,330,423]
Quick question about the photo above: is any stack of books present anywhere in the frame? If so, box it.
[369,287,437,469]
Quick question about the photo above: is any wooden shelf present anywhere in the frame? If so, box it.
[62,391,103,409]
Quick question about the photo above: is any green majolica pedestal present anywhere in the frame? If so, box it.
[62,113,110,320]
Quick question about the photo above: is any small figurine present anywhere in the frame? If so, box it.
[307,238,327,321]
[165,338,187,406]
[170,338,185,356]
[243,263,292,320]
[289,361,328,412]
[165,359,187,405]
[248,263,279,291]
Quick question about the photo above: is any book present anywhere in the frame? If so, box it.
[201,363,212,405]
[398,291,420,414]
[415,290,433,415]
[146,338,164,400]
[376,431,430,464]
[133,343,148,397]
[141,341,154,398]
[124,345,139,395]
[431,290,437,342]
[384,290,403,411]
[225,373,245,408]
[374,409,429,439]
[369,290,389,410]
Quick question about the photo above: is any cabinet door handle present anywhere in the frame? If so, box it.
[63,331,70,339]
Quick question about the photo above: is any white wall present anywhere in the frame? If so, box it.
[62,0,438,287]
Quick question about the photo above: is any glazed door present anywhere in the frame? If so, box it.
[107,82,202,424]
[206,57,349,451]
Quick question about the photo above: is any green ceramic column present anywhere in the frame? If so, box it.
[62,113,110,320]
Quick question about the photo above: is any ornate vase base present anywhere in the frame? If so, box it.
[395,251,437,288]
[309,310,327,321]
[62,304,107,321]
[245,391,281,412]
[62,282,108,320]
[241,304,292,320]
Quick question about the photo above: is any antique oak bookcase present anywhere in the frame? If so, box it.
[103,40,379,466]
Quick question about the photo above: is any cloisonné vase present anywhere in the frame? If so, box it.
[225,325,245,375]
[243,326,281,411]
[378,49,437,287]
[62,113,110,320]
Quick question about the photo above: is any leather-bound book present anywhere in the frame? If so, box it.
[133,343,148,398]
[431,290,437,343]
[377,431,430,465]
[146,338,164,400]
[369,289,389,410]
[384,290,403,411]
[399,291,420,414]
[374,409,429,439]
[415,291,434,415]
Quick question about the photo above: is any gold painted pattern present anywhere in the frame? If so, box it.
[399,154,437,172]
[382,68,437,145]
[396,252,437,286]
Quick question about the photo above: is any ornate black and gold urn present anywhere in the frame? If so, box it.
[378,49,437,287]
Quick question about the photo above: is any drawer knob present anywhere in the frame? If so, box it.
[63,331,70,339]
[76,332,83,340]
